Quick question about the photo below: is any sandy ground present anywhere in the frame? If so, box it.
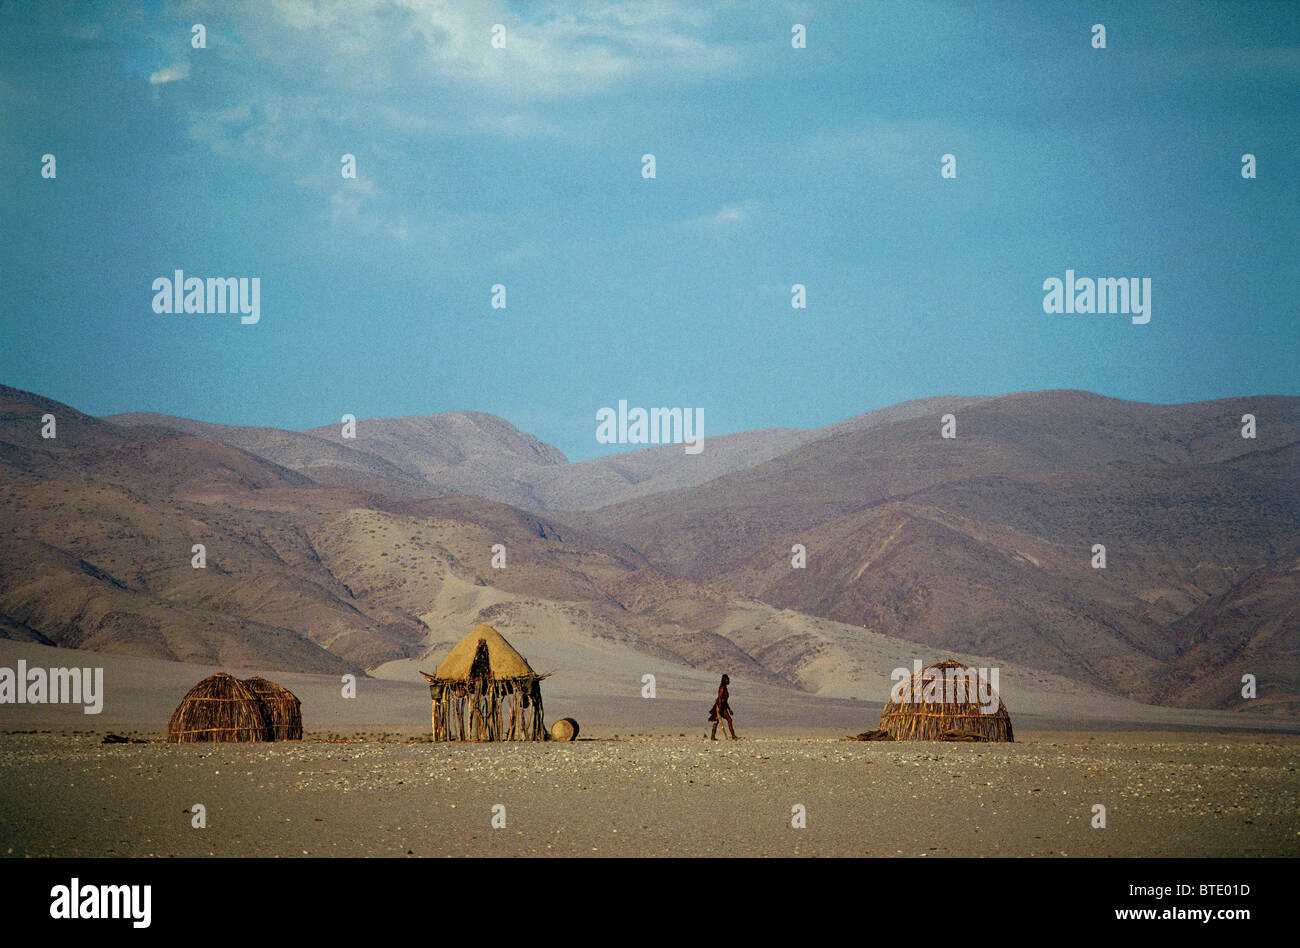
[1,733,1296,858]
[2,640,1297,858]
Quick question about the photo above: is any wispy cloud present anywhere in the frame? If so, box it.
[153,0,759,235]
[394,0,744,98]
[180,0,747,102]
[148,62,189,84]
[798,120,951,167]
[688,200,765,228]
[156,0,756,240]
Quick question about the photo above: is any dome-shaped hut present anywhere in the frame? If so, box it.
[878,658,1014,742]
[419,624,548,741]
[241,676,303,741]
[167,672,273,743]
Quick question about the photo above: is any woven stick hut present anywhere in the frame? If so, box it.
[877,658,1014,742]
[241,677,303,741]
[167,672,273,743]
[420,624,548,741]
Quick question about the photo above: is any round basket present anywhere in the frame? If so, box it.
[550,717,580,741]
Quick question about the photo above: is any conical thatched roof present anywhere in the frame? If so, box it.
[420,624,548,740]
[878,658,1014,742]
[434,624,536,680]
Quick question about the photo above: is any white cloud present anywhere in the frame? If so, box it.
[148,62,190,84]
[713,202,756,223]
[164,0,755,177]
[687,200,765,228]
[163,0,761,242]
[188,0,747,101]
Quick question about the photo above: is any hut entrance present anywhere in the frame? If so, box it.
[469,640,492,679]
[420,625,548,742]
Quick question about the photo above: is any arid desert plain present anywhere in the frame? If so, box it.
[1,641,1295,858]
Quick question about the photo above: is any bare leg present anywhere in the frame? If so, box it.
[710,721,719,741]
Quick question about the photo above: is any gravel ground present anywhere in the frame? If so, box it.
[1,733,1296,858]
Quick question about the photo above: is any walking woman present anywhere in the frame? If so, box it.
[709,673,738,740]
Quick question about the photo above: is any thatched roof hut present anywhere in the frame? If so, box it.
[420,624,548,741]
[877,658,1014,742]
[241,677,303,741]
[167,673,273,743]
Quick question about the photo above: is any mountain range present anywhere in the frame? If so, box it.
[1,383,1295,715]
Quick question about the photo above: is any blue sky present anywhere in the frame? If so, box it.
[1,0,1297,461]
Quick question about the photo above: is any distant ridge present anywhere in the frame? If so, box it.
[105,394,999,512]
[0,383,1292,713]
